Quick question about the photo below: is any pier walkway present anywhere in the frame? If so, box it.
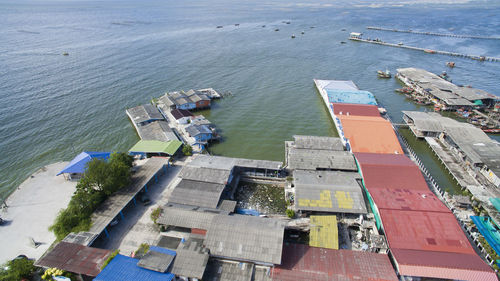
[367,26,500,40]
[349,38,500,62]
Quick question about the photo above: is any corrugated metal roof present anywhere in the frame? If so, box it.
[326,89,378,105]
[339,115,403,154]
[369,188,449,213]
[168,179,225,208]
[271,243,398,281]
[205,215,285,264]
[179,166,231,185]
[357,162,430,191]
[170,238,209,279]
[137,251,175,273]
[126,104,164,125]
[170,108,193,119]
[94,254,175,281]
[202,259,255,281]
[35,242,111,276]
[309,215,338,249]
[138,121,178,142]
[157,205,219,230]
[129,140,182,155]
[292,135,345,151]
[392,249,497,281]
[188,154,282,171]
[354,152,415,167]
[331,103,381,117]
[380,209,475,254]
[293,170,367,214]
[314,79,359,91]
[287,148,357,171]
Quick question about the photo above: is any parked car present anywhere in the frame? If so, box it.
[140,195,151,206]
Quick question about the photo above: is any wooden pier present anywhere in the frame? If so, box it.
[367,26,500,40]
[349,37,500,62]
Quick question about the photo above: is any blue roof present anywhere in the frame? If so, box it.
[236,208,260,216]
[149,246,176,257]
[94,255,175,281]
[471,216,500,256]
[326,90,378,105]
[57,151,111,176]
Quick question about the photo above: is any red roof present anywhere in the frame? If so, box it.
[369,188,449,213]
[272,243,398,281]
[380,209,475,255]
[392,249,497,281]
[358,163,430,191]
[354,152,415,167]
[331,103,381,117]
[35,242,111,276]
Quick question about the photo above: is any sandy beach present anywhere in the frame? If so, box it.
[0,162,76,264]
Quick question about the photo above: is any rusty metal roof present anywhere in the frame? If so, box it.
[271,243,397,281]
[35,242,111,276]
[331,103,381,117]
[369,188,449,213]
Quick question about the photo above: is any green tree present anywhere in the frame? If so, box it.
[0,258,36,281]
[182,144,193,156]
[109,152,134,168]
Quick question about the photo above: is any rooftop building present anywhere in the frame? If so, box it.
[126,104,164,126]
[168,179,226,209]
[137,120,178,142]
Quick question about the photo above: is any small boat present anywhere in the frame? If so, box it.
[424,49,436,54]
[446,61,455,68]
[216,26,223,28]
[62,52,69,56]
[397,42,403,46]
[439,71,452,82]
[341,28,346,31]
[301,31,305,35]
[377,69,391,78]
[483,128,500,133]
[262,25,266,28]
[378,107,387,115]
[235,23,240,26]
[310,26,316,29]
[286,21,291,24]
[275,28,279,31]
[340,41,346,44]
[291,34,295,38]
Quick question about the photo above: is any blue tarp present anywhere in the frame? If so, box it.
[236,208,260,216]
[94,255,175,281]
[57,151,111,175]
[326,90,378,105]
[471,216,500,256]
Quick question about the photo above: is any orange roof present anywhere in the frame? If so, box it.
[339,115,403,154]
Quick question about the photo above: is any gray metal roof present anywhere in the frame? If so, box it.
[403,111,462,132]
[158,94,176,108]
[293,170,367,214]
[138,121,179,142]
[218,200,237,213]
[126,104,164,124]
[89,157,167,235]
[171,238,209,279]
[137,251,175,272]
[446,126,500,165]
[168,179,226,208]
[203,259,254,281]
[186,124,212,137]
[157,205,222,230]
[292,135,345,151]
[188,154,282,171]
[179,166,231,185]
[287,148,357,171]
[397,67,496,103]
[205,215,285,264]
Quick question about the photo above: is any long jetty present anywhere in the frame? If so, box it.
[349,37,500,62]
[367,26,500,40]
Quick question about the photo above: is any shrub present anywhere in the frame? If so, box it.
[150,207,162,224]
[134,243,149,258]
[286,209,295,218]
[182,144,193,156]
[0,258,36,281]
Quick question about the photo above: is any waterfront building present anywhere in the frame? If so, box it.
[126,104,164,127]
[129,140,182,158]
[185,89,211,109]
[137,120,179,142]
[170,108,193,124]
[56,151,111,180]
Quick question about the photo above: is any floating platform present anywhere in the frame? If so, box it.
[367,26,500,40]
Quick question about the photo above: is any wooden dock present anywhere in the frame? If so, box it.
[367,26,500,40]
[349,37,500,62]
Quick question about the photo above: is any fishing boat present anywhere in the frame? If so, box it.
[275,28,279,31]
[62,52,69,56]
[340,41,346,44]
[291,34,295,38]
[424,49,436,54]
[439,71,452,82]
[216,26,223,28]
[377,70,391,78]
[483,128,500,133]
[395,87,412,94]
[446,61,455,68]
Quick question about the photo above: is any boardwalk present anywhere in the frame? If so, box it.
[349,38,500,62]
[367,26,500,40]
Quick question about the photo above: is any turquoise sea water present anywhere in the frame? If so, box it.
[1,0,500,198]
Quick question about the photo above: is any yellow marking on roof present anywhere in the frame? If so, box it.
[298,190,332,208]
[335,191,354,209]
[309,215,338,249]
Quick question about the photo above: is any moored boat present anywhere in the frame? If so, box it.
[377,69,391,78]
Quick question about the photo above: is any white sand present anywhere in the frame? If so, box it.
[0,162,76,264]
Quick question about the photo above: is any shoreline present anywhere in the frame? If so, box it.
[0,161,76,264]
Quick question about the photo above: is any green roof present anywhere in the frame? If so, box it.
[490,198,500,213]
[129,140,182,155]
